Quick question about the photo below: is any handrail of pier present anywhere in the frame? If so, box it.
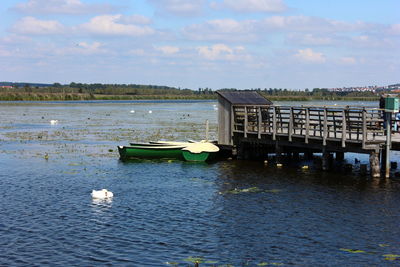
[232,105,386,148]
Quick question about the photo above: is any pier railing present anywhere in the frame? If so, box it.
[232,105,385,149]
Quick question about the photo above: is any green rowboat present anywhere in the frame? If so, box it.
[118,145,185,160]
[118,141,219,162]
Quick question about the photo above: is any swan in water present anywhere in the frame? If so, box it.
[50,120,58,125]
[148,110,153,114]
[130,110,135,113]
[91,189,114,199]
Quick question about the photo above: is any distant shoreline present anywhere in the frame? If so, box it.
[0,92,378,102]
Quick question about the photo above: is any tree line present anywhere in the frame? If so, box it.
[0,82,380,101]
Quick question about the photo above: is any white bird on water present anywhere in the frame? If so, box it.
[130,110,135,113]
[148,110,153,114]
[91,189,114,200]
[50,120,58,125]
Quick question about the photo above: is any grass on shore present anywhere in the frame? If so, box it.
[0,92,378,101]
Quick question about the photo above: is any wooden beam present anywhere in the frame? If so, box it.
[257,106,262,139]
[288,107,293,142]
[341,109,346,148]
[244,106,248,138]
[362,108,367,149]
[230,104,234,144]
[272,106,277,140]
[305,107,310,144]
[323,108,328,146]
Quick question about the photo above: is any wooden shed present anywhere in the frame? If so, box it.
[216,91,273,145]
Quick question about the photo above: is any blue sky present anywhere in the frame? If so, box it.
[0,0,399,90]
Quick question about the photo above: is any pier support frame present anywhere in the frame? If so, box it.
[275,143,282,163]
[370,150,381,178]
[322,148,330,171]
[336,152,345,161]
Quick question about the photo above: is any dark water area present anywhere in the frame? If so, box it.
[1,100,400,266]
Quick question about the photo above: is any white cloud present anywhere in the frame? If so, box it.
[149,0,206,16]
[11,17,65,35]
[78,15,155,36]
[340,57,356,65]
[286,33,334,46]
[183,19,257,42]
[215,0,287,13]
[1,34,32,44]
[14,0,115,15]
[116,15,152,25]
[67,42,107,55]
[129,49,146,56]
[197,44,249,61]
[388,24,400,35]
[0,47,12,57]
[260,16,369,33]
[155,46,180,55]
[350,35,396,48]
[294,48,326,63]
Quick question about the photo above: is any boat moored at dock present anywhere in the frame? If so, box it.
[118,141,219,162]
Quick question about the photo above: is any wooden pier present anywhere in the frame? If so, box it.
[217,91,400,178]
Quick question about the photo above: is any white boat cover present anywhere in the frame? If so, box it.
[152,141,220,153]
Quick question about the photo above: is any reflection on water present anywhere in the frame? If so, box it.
[0,100,399,266]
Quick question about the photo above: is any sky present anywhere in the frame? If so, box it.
[0,0,399,90]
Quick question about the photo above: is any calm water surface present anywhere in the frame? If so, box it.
[1,100,400,266]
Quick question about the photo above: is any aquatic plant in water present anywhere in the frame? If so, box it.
[219,187,282,195]
[383,254,400,261]
[339,248,366,253]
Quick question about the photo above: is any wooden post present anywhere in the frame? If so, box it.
[385,112,391,178]
[323,108,328,146]
[322,147,330,171]
[244,106,248,138]
[275,142,282,163]
[370,150,381,178]
[257,106,262,139]
[288,107,293,142]
[272,106,277,140]
[362,108,367,149]
[305,151,313,160]
[230,105,234,144]
[305,107,310,144]
[341,109,346,147]
[336,152,345,161]
[360,164,368,176]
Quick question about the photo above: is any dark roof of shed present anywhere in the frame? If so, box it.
[216,91,273,105]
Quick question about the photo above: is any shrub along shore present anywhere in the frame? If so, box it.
[0,92,379,101]
[0,82,381,101]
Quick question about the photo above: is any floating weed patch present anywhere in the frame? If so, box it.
[181,256,219,265]
[183,256,205,263]
[379,244,390,247]
[383,254,400,261]
[339,248,366,253]
[219,187,282,195]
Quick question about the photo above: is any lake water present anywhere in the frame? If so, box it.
[1,100,399,266]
